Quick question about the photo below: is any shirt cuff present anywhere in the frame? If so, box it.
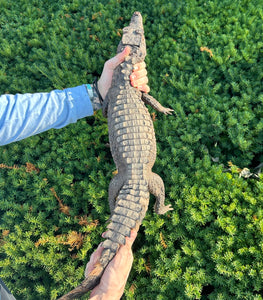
[65,84,94,120]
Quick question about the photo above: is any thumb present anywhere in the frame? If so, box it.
[105,46,131,70]
[84,243,104,277]
[125,229,137,248]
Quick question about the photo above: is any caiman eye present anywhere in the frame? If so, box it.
[135,29,143,34]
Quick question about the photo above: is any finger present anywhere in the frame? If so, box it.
[131,77,149,88]
[105,46,131,70]
[130,79,150,93]
[85,244,103,273]
[131,68,147,80]
[138,84,150,93]
[125,229,137,248]
[133,61,146,71]
[85,242,104,277]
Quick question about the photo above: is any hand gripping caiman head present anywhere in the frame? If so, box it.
[117,11,146,63]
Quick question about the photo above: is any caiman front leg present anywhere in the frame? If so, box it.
[148,172,173,215]
[102,94,109,118]
[142,92,174,115]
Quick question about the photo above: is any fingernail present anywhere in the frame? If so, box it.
[130,74,135,80]
[133,65,138,71]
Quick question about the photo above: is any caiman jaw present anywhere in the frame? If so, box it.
[118,11,146,63]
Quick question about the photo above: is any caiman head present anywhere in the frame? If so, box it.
[117,11,146,64]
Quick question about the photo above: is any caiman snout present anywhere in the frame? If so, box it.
[130,11,143,28]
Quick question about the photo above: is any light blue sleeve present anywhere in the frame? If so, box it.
[0,85,94,146]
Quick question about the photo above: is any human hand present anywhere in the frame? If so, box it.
[85,230,137,300]
[98,46,150,100]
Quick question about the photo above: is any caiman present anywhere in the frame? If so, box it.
[59,11,173,299]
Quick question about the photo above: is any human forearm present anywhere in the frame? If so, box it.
[0,85,93,146]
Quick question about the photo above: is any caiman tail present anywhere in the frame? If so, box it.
[58,179,149,300]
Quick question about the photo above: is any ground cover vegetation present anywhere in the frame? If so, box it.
[0,0,262,299]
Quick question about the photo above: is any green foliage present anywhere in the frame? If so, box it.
[0,0,262,299]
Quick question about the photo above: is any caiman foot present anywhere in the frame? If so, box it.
[148,172,173,215]
[141,93,174,115]
[159,107,174,115]
[154,203,173,215]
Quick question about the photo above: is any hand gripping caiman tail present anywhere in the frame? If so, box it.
[58,11,173,299]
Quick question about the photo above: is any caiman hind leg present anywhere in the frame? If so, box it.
[141,92,174,115]
[108,173,125,214]
[148,172,173,215]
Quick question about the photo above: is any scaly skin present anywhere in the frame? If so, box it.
[58,12,173,300]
